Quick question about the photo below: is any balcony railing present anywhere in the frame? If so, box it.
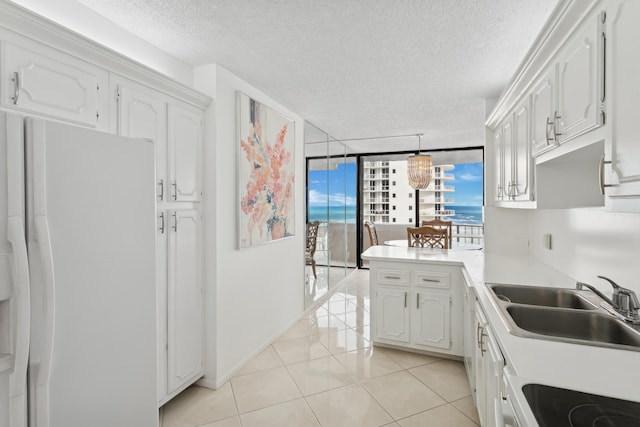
[419,197,455,204]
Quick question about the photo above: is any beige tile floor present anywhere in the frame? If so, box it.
[160,269,480,427]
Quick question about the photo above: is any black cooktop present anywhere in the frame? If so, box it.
[522,384,640,427]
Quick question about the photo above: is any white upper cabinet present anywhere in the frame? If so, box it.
[604,0,640,206]
[493,127,504,201]
[168,105,202,202]
[116,81,168,202]
[502,117,514,199]
[513,97,533,200]
[531,67,557,156]
[1,42,108,130]
[555,12,604,142]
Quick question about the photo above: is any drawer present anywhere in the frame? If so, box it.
[376,269,410,285]
[414,271,450,289]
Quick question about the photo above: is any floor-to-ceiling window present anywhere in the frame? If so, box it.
[359,148,484,267]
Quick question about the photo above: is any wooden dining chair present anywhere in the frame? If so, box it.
[407,226,449,249]
[364,221,379,246]
[421,219,453,248]
[306,221,320,278]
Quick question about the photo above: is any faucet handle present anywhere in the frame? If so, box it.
[597,275,640,319]
[597,275,621,292]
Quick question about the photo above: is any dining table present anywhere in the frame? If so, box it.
[383,239,483,250]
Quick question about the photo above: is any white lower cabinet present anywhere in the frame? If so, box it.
[375,286,409,343]
[474,302,505,427]
[412,290,451,350]
[158,208,203,404]
[370,262,463,357]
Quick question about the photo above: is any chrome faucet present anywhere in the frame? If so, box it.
[577,276,640,324]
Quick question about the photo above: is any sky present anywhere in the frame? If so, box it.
[308,161,484,207]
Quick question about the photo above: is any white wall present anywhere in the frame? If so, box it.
[484,205,640,297]
[8,0,194,85]
[194,64,305,388]
[528,208,640,295]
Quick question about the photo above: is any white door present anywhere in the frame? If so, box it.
[167,209,203,393]
[513,98,532,200]
[474,304,488,426]
[556,13,602,142]
[117,83,167,202]
[530,67,556,156]
[168,104,202,202]
[412,290,451,350]
[375,286,409,343]
[156,209,169,402]
[502,118,514,200]
[493,128,504,201]
[606,0,640,202]
[1,42,107,129]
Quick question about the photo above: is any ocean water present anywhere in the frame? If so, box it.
[308,205,483,225]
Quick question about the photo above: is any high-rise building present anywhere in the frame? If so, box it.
[363,160,454,224]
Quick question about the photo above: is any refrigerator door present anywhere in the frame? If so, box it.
[0,112,31,427]
[25,118,158,427]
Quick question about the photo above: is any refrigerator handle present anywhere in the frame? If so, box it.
[7,217,31,402]
[33,217,56,393]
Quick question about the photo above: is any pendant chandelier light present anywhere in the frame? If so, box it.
[407,133,432,189]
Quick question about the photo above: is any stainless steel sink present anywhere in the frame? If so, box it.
[486,282,640,351]
[506,305,640,348]
[490,284,597,309]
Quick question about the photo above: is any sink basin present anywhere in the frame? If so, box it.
[522,384,640,427]
[490,284,596,309]
[506,305,640,348]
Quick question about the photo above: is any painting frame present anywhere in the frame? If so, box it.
[236,91,296,249]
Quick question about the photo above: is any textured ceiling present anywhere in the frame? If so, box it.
[74,0,558,154]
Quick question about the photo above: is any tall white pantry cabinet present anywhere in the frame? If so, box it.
[116,79,204,404]
[0,0,209,408]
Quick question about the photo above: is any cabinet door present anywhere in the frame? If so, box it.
[474,305,488,426]
[556,13,602,142]
[606,0,640,201]
[483,330,505,427]
[412,290,451,349]
[531,67,557,156]
[167,209,203,393]
[375,286,409,343]
[493,128,504,201]
[156,210,169,402]
[168,104,202,202]
[117,83,168,202]
[513,98,533,200]
[502,118,514,199]
[1,42,106,128]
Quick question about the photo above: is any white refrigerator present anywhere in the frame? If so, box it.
[0,111,158,427]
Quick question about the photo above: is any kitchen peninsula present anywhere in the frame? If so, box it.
[362,245,640,426]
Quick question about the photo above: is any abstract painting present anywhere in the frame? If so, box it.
[237,92,295,248]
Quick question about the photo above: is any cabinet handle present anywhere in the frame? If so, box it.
[158,179,164,202]
[496,185,502,200]
[384,275,401,280]
[553,111,562,140]
[172,181,177,201]
[422,278,439,283]
[158,212,165,234]
[172,212,177,232]
[599,154,612,195]
[11,71,20,105]
[404,292,407,308]
[477,323,483,348]
[545,117,553,145]
[416,292,420,309]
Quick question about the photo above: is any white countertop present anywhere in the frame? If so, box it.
[362,246,640,404]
